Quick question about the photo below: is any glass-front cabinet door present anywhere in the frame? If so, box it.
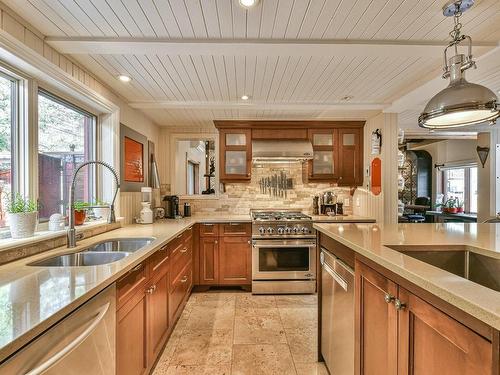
[220,129,251,181]
[308,129,338,180]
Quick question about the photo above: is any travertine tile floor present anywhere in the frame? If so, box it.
[152,291,328,375]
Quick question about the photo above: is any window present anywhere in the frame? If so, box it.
[442,166,478,213]
[38,91,96,220]
[0,73,18,228]
[186,161,199,195]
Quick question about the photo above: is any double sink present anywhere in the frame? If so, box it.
[29,238,155,267]
[388,245,500,293]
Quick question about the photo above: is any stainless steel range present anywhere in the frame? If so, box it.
[251,209,317,294]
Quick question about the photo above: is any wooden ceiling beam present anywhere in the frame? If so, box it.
[46,37,496,58]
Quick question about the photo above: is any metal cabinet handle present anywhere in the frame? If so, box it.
[215,240,218,244]
[384,293,395,304]
[322,261,348,291]
[247,240,251,244]
[180,247,188,253]
[146,285,156,294]
[394,299,406,310]
[176,234,183,239]
[180,276,188,283]
[229,223,240,226]
[204,223,214,226]
[127,263,143,275]
[26,302,110,375]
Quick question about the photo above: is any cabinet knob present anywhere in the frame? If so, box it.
[146,285,156,294]
[384,293,395,304]
[215,240,218,244]
[180,276,188,283]
[180,247,188,253]
[247,240,251,244]
[394,299,406,310]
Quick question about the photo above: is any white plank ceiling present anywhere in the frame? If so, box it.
[5,0,500,128]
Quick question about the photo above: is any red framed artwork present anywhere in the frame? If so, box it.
[124,136,144,182]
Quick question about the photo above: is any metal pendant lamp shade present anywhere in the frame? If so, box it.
[419,56,499,129]
[419,0,500,129]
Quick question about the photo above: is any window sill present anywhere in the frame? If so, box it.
[0,218,124,253]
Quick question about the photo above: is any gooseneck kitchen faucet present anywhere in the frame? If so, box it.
[67,160,120,248]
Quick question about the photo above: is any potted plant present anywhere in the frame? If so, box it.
[5,194,38,239]
[437,198,458,214]
[73,201,90,225]
[457,200,464,213]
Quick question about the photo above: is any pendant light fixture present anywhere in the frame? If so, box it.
[419,0,499,129]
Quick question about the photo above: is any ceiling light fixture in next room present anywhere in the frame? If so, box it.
[419,0,499,129]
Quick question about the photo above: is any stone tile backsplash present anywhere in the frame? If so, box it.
[179,163,353,216]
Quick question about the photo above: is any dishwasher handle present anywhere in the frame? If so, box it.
[322,259,348,292]
[26,302,110,375]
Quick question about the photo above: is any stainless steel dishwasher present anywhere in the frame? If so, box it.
[320,248,355,374]
[0,285,116,375]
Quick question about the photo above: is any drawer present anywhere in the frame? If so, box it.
[199,223,219,237]
[169,262,192,323]
[221,222,251,236]
[170,240,192,288]
[116,262,147,309]
[169,226,194,249]
[148,245,169,279]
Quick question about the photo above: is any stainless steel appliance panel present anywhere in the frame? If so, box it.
[0,285,116,375]
[320,249,354,374]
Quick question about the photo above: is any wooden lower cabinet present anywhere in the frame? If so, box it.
[397,288,492,375]
[117,227,193,375]
[199,237,219,284]
[219,236,251,285]
[356,260,497,375]
[117,289,148,375]
[198,223,252,286]
[147,271,169,364]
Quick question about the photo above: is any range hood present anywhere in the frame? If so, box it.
[252,139,313,163]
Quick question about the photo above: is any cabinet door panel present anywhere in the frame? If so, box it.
[338,128,362,186]
[356,261,398,375]
[199,237,219,284]
[117,290,148,375]
[219,236,251,285]
[398,288,493,375]
[219,129,251,181]
[147,272,169,364]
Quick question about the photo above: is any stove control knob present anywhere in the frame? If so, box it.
[292,227,299,234]
[277,227,285,235]
[285,227,292,234]
[258,227,266,235]
[267,227,274,234]
[301,227,310,234]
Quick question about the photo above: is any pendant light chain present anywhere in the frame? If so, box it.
[449,1,463,42]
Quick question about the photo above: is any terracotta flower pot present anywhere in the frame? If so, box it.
[74,210,86,225]
[447,207,458,214]
[457,207,464,213]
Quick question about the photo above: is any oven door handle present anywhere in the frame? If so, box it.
[252,243,316,248]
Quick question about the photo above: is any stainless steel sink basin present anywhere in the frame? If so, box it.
[28,237,154,267]
[83,238,155,253]
[28,252,129,267]
[388,245,500,293]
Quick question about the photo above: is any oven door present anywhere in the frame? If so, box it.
[252,239,316,280]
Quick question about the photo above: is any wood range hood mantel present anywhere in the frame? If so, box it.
[213,120,365,185]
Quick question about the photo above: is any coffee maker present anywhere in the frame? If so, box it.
[163,195,180,218]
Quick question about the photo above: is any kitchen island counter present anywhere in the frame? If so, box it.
[314,222,500,330]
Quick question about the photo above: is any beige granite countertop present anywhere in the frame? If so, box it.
[313,222,500,330]
[310,215,375,223]
[0,212,375,360]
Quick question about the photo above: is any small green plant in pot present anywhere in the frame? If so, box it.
[73,201,90,225]
[5,194,38,239]
[437,198,457,214]
[457,199,464,213]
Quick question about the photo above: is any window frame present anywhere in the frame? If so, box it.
[36,88,98,220]
[440,165,478,214]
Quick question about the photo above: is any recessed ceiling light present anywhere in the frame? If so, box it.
[241,95,250,100]
[239,0,259,9]
[118,75,131,82]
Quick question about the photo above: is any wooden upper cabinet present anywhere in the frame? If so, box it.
[338,128,363,186]
[397,288,493,375]
[356,260,398,375]
[308,129,339,180]
[219,129,251,181]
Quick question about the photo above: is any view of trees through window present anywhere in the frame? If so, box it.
[0,75,13,227]
[38,92,95,220]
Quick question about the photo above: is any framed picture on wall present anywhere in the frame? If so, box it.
[120,123,148,192]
